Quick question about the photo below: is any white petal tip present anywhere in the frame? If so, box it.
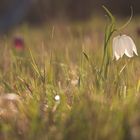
[116,57,120,61]
[135,52,138,56]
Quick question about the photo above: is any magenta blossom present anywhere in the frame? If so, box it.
[13,36,25,50]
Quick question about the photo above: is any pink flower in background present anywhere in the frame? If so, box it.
[13,36,25,50]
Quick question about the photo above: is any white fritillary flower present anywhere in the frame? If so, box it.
[113,35,138,60]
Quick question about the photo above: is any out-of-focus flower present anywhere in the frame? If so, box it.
[113,35,138,60]
[13,36,25,50]
[53,95,60,112]
[1,93,20,101]
[71,79,79,86]
[0,93,20,119]
[54,95,60,101]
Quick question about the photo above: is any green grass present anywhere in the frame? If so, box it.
[0,17,139,140]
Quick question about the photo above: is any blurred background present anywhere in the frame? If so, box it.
[0,0,140,33]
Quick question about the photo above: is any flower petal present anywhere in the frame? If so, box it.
[113,35,124,60]
[113,36,119,59]
[118,35,127,57]
[121,35,133,57]
[127,36,138,56]
[124,49,133,57]
[114,51,120,60]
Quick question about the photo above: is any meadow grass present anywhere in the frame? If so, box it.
[0,17,139,140]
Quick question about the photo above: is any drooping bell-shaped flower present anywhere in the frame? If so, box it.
[113,35,138,60]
